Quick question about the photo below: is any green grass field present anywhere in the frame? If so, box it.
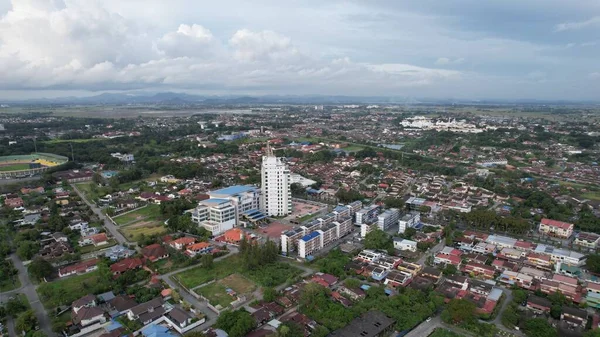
[112,204,161,225]
[0,275,21,292]
[197,274,257,308]
[0,163,31,172]
[341,145,365,152]
[176,255,243,289]
[120,221,167,241]
[77,239,117,254]
[37,271,99,308]
[175,255,302,289]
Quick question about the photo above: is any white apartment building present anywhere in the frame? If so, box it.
[191,199,236,235]
[377,208,400,231]
[355,205,380,226]
[191,185,261,235]
[298,231,322,258]
[398,212,420,234]
[261,144,291,216]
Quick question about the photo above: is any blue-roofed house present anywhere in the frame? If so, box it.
[141,324,176,337]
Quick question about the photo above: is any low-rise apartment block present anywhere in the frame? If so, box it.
[539,218,574,238]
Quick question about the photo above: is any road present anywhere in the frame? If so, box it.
[0,254,54,336]
[72,184,131,246]
[156,247,239,330]
[416,239,446,265]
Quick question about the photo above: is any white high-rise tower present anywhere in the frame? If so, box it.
[261,143,292,216]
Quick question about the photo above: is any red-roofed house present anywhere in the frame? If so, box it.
[220,228,244,244]
[185,242,212,257]
[110,257,143,275]
[539,218,574,238]
[4,197,23,208]
[142,244,169,262]
[434,253,462,267]
[59,259,99,278]
[169,237,196,250]
[91,233,109,246]
[312,273,338,288]
[463,262,495,279]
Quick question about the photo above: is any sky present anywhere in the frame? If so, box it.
[0,0,599,101]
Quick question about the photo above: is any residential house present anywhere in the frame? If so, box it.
[328,310,395,337]
[574,232,600,249]
[561,307,588,327]
[142,244,169,263]
[185,242,212,257]
[463,262,495,279]
[539,218,574,238]
[109,295,138,316]
[393,238,417,252]
[110,257,143,276]
[168,237,196,250]
[58,258,99,278]
[126,297,166,326]
[338,285,366,301]
[526,296,551,313]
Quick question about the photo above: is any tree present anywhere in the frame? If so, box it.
[512,289,527,305]
[5,297,27,316]
[587,254,600,274]
[92,172,103,185]
[364,229,392,250]
[215,309,256,337]
[28,257,54,281]
[523,318,557,337]
[263,287,277,302]
[200,254,214,269]
[441,299,476,324]
[442,264,457,276]
[15,310,38,334]
[16,241,39,261]
[277,322,304,337]
[550,304,561,319]
[344,278,360,289]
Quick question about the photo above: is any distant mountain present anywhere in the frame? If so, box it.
[1,92,598,106]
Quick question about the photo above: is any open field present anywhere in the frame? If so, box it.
[112,204,161,225]
[176,255,243,289]
[175,255,301,289]
[197,273,256,308]
[0,163,31,171]
[0,275,20,292]
[580,191,600,201]
[37,271,99,308]
[120,220,166,241]
[341,145,364,152]
[255,221,294,239]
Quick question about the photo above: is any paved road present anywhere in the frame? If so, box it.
[417,239,446,265]
[6,316,16,337]
[72,184,131,246]
[404,316,442,337]
[156,247,239,330]
[1,254,54,336]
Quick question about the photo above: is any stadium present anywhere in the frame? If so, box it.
[0,153,69,179]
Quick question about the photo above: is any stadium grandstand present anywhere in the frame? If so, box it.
[0,153,69,179]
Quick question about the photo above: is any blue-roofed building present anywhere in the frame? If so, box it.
[142,324,177,337]
[298,231,322,259]
[192,185,261,235]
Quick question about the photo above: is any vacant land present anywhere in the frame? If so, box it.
[37,271,99,308]
[120,221,166,241]
[197,273,256,308]
[0,163,30,171]
[77,239,117,254]
[176,255,243,289]
[113,204,160,225]
[175,255,303,289]
[341,145,364,152]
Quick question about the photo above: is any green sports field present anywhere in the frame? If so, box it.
[0,163,31,171]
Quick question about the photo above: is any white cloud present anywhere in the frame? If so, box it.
[434,57,465,66]
[155,24,217,57]
[555,16,600,32]
[229,29,300,63]
[590,72,600,79]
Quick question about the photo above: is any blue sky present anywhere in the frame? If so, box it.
[0,0,598,100]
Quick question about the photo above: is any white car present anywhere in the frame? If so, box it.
[425,317,432,322]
